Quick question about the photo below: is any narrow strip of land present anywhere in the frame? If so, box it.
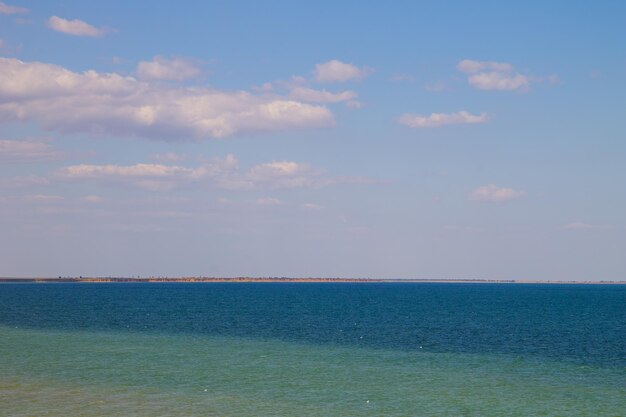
[0,277,623,284]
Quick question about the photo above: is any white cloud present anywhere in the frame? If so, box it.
[313,60,370,83]
[0,138,64,162]
[259,65,366,110]
[244,161,323,189]
[469,184,525,202]
[54,155,359,191]
[53,155,376,193]
[57,161,209,192]
[249,160,302,176]
[457,59,530,91]
[457,60,513,74]
[47,16,106,37]
[0,58,335,140]
[56,156,237,191]
[137,56,202,81]
[289,87,356,103]
[467,72,529,91]
[0,1,28,14]
[396,111,488,128]
[57,163,194,179]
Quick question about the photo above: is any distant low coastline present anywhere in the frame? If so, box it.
[0,277,624,284]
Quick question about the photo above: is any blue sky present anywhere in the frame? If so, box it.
[1,1,624,280]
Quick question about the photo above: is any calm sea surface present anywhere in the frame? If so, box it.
[1,283,624,416]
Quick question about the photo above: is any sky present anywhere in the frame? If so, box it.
[1,1,625,280]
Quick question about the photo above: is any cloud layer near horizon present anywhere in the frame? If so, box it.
[0,58,335,140]
[54,155,370,192]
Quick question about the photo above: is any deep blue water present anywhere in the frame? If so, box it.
[1,283,624,367]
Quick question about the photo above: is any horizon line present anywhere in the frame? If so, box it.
[1,277,625,285]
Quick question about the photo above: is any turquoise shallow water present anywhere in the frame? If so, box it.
[2,326,625,416]
[1,283,625,416]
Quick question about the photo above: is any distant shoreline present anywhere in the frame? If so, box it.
[0,277,624,284]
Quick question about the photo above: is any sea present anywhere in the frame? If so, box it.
[0,283,624,416]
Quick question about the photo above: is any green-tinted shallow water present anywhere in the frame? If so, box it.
[1,325,625,416]
[2,283,625,415]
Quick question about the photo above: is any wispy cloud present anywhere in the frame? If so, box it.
[47,16,106,37]
[424,81,447,92]
[56,158,231,192]
[57,163,196,179]
[457,59,530,91]
[0,138,64,162]
[151,152,188,163]
[390,73,415,83]
[563,222,608,230]
[54,155,372,192]
[81,195,104,203]
[255,62,366,109]
[301,203,324,210]
[289,87,357,103]
[243,161,326,190]
[0,58,334,140]
[314,60,371,83]
[0,175,49,189]
[457,60,513,73]
[0,194,64,207]
[469,184,525,202]
[0,1,28,14]
[345,100,362,109]
[396,111,488,128]
[467,72,529,91]
[137,56,202,81]
[255,197,284,206]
